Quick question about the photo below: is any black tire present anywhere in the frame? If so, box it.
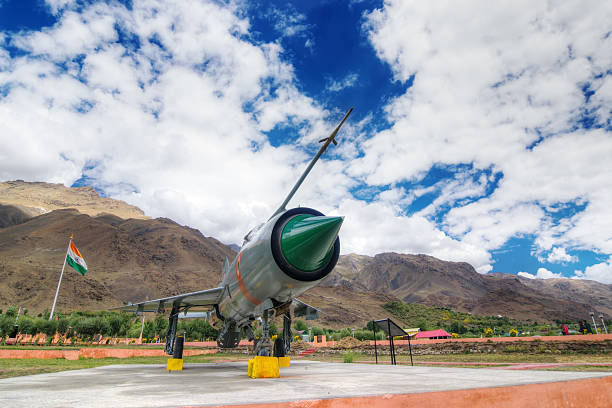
[273,337,286,357]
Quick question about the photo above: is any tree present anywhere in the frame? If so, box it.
[339,328,352,339]
[450,321,467,334]
[74,318,98,340]
[5,306,18,318]
[127,321,143,338]
[41,320,58,338]
[142,320,157,340]
[57,318,69,335]
[107,314,124,337]
[178,319,218,341]
[93,317,110,336]
[417,318,428,331]
[311,326,324,337]
[294,320,308,331]
[17,316,35,335]
[0,315,13,338]
[153,315,168,336]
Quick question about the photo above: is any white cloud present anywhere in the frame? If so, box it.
[536,267,563,280]
[265,5,310,38]
[359,0,612,279]
[1,1,612,285]
[326,73,359,92]
[45,0,78,14]
[518,268,563,280]
[0,0,330,245]
[545,247,578,264]
[336,197,493,273]
[573,259,612,284]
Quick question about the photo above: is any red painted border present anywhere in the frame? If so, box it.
[196,376,612,408]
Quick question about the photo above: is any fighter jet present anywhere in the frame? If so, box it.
[117,108,353,357]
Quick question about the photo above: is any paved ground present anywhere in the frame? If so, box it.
[0,361,610,408]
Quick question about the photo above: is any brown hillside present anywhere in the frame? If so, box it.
[487,273,612,317]
[0,180,148,219]
[0,204,32,228]
[325,253,610,323]
[0,208,234,313]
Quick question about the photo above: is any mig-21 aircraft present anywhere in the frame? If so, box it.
[117,108,353,357]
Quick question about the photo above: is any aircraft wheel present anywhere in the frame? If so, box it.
[273,337,286,357]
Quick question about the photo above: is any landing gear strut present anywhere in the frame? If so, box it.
[274,314,291,357]
[164,305,180,355]
[254,309,274,356]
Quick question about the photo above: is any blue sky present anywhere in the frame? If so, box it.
[1,0,612,284]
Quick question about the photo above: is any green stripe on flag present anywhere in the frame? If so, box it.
[66,255,87,276]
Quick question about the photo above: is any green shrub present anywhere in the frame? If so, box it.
[294,320,308,331]
[343,352,354,363]
[5,306,18,318]
[311,326,325,336]
[0,315,13,337]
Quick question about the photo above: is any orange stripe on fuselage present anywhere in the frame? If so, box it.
[236,253,261,306]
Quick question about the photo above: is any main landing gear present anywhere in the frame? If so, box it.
[253,309,291,357]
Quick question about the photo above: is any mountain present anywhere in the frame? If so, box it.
[0,204,32,228]
[0,180,147,219]
[0,205,234,313]
[323,253,610,323]
[1,181,610,327]
[488,272,612,318]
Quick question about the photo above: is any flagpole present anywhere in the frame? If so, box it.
[50,237,71,321]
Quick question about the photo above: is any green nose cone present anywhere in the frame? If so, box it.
[280,215,344,272]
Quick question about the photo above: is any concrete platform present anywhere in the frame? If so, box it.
[0,361,610,407]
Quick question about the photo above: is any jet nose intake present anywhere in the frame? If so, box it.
[280,215,344,272]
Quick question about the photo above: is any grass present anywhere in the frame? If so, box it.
[0,352,248,379]
[343,352,354,363]
[303,351,612,364]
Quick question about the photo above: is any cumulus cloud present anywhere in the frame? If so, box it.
[518,267,564,280]
[0,0,330,244]
[336,197,492,272]
[544,247,578,264]
[573,259,612,284]
[359,0,612,276]
[2,1,612,284]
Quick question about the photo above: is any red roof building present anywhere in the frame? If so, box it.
[415,329,451,339]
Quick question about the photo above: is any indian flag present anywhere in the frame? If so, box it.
[67,241,87,276]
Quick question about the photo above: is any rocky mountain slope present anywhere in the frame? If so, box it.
[0,180,147,219]
[0,206,234,313]
[324,253,611,322]
[1,181,610,327]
